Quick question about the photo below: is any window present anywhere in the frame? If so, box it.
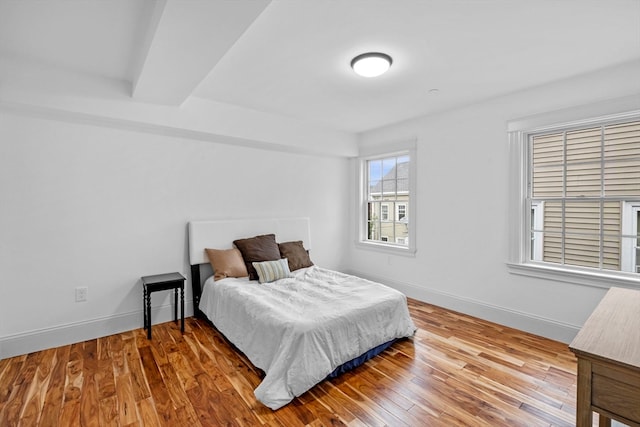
[396,203,407,221]
[366,154,410,246]
[381,204,389,221]
[358,142,416,254]
[508,108,640,287]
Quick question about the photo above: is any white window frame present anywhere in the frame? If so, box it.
[507,97,640,289]
[356,139,417,256]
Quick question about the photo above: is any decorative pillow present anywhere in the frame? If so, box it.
[252,259,292,283]
[205,248,248,281]
[278,241,314,271]
[233,234,281,280]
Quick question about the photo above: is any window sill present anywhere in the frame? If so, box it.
[355,241,416,257]
[507,262,640,290]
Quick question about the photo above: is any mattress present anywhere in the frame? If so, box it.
[199,265,416,409]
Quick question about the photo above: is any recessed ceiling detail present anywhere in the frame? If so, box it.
[350,52,392,78]
[1,1,639,134]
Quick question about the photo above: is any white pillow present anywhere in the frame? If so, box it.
[252,258,292,283]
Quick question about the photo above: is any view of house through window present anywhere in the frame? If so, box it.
[528,119,640,274]
[366,154,410,246]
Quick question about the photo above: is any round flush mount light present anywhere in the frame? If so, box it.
[350,52,392,77]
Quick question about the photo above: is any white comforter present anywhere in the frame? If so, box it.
[199,266,416,410]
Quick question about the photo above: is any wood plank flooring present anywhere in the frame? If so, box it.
[0,298,601,426]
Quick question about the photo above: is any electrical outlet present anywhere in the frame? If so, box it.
[75,287,88,302]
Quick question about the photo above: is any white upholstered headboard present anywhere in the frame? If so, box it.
[188,217,311,266]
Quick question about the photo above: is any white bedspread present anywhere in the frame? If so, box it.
[199,266,416,410]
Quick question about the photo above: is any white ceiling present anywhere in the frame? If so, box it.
[1,0,639,134]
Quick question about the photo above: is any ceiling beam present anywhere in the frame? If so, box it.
[131,0,270,106]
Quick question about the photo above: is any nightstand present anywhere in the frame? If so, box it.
[141,272,185,339]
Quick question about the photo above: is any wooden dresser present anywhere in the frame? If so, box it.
[569,287,640,427]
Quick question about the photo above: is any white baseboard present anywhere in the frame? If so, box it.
[346,269,581,344]
[1,274,581,359]
[0,301,194,359]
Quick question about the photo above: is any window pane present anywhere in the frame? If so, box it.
[542,231,562,264]
[383,157,396,179]
[368,201,379,221]
[532,165,563,198]
[382,180,395,194]
[367,202,380,237]
[399,224,409,246]
[532,132,563,167]
[602,202,621,237]
[566,162,601,197]
[566,127,601,164]
[604,159,640,196]
[602,234,621,271]
[381,216,394,242]
[564,233,601,268]
[367,220,380,240]
[396,178,409,194]
[604,121,640,160]
[564,201,600,236]
[543,202,562,233]
[564,201,602,269]
[368,160,382,197]
[603,202,622,271]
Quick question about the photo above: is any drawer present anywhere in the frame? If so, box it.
[591,373,640,423]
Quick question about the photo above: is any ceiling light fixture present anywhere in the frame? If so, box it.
[350,52,392,77]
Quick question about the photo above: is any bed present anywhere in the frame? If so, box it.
[188,217,416,410]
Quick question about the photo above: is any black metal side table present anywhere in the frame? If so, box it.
[141,272,185,339]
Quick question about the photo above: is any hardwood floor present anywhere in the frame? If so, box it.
[0,298,600,426]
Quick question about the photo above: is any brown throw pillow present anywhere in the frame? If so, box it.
[233,234,281,280]
[278,241,314,271]
[205,248,249,281]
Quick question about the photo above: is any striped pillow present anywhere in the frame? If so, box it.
[252,258,292,283]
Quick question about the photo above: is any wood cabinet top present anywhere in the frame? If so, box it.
[569,287,640,369]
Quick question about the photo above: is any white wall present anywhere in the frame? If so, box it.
[0,113,350,358]
[2,59,638,359]
[348,60,640,343]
